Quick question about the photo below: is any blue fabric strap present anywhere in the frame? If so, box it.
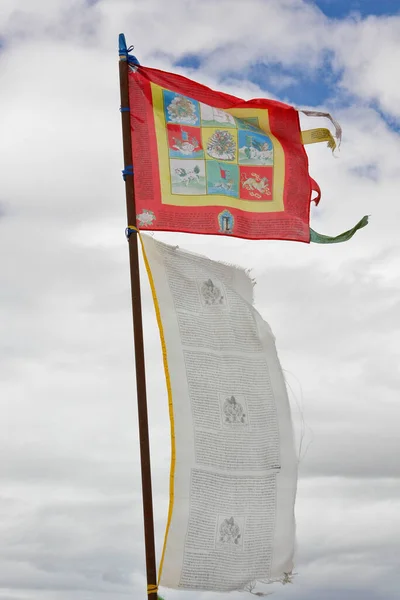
[118,33,140,66]
[125,226,137,240]
[122,165,134,180]
[122,165,134,181]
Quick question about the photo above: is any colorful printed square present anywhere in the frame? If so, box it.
[202,128,238,162]
[239,166,273,201]
[206,161,239,198]
[163,91,200,126]
[167,124,204,158]
[238,130,273,165]
[170,159,206,195]
[200,103,237,128]
[234,116,260,131]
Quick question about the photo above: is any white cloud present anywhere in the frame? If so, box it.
[332,15,400,119]
[1,0,400,599]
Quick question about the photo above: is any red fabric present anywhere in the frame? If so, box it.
[310,178,321,206]
[129,66,316,242]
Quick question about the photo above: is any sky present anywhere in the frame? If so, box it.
[0,1,400,599]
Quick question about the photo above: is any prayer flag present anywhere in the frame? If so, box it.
[140,234,298,592]
[129,66,325,242]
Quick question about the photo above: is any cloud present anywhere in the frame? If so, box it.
[1,0,400,599]
[332,15,400,119]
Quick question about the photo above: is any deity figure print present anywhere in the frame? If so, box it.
[223,395,247,424]
[219,517,242,545]
[200,279,225,305]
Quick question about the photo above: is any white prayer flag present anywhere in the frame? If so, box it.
[141,234,298,593]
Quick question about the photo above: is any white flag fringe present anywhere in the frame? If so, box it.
[140,234,298,593]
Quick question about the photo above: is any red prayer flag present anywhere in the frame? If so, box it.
[129,66,323,242]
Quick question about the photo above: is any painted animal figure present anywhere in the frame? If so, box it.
[214,179,234,191]
[175,166,200,186]
[248,146,273,162]
[241,175,271,195]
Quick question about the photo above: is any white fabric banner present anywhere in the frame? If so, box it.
[141,234,297,593]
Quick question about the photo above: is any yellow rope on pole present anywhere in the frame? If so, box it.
[128,226,176,589]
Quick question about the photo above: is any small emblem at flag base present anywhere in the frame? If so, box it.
[218,209,234,234]
[137,209,156,227]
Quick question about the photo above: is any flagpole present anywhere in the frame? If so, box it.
[118,35,158,600]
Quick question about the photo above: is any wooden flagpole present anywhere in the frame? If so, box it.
[118,36,158,600]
